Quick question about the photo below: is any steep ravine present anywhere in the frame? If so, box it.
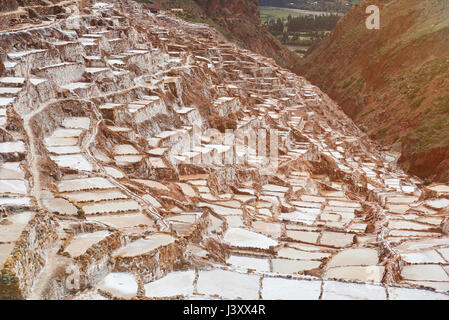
[299,0,449,182]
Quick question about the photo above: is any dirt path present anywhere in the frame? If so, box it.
[22,98,60,208]
[81,99,171,232]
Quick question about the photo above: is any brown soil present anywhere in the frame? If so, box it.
[299,0,449,181]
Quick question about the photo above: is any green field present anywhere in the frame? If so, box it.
[260,7,307,23]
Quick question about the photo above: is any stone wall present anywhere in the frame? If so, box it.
[0,0,19,12]
[0,213,58,299]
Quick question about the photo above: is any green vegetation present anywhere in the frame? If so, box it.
[264,12,340,55]
[258,0,359,13]
[342,76,356,89]
[260,7,306,23]
[409,94,449,154]
[377,127,390,136]
[362,108,375,117]
[410,96,425,110]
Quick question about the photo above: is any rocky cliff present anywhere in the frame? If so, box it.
[151,0,299,68]
[300,0,449,182]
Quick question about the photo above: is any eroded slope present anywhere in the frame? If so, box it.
[300,0,449,182]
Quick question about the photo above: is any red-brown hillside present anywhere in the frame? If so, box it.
[299,0,449,182]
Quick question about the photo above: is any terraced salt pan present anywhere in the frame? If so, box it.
[0,212,34,242]
[437,248,449,262]
[61,82,90,91]
[197,186,211,194]
[327,248,379,268]
[82,200,140,214]
[62,117,91,129]
[198,202,243,216]
[386,204,411,214]
[144,270,195,298]
[214,200,242,208]
[104,166,125,179]
[388,230,440,237]
[226,255,270,272]
[148,148,167,156]
[224,215,244,228]
[51,128,83,138]
[258,208,273,217]
[272,259,321,274]
[426,199,449,209]
[223,228,278,250]
[0,97,15,107]
[325,266,385,282]
[322,280,387,300]
[256,199,275,208]
[388,220,433,231]
[176,183,196,197]
[114,155,145,165]
[44,137,78,147]
[87,213,154,229]
[401,265,449,281]
[277,247,331,260]
[0,162,24,179]
[96,273,138,299]
[142,194,162,208]
[279,210,319,225]
[320,231,354,247]
[417,216,444,226]
[234,194,256,202]
[327,200,361,208]
[395,237,449,251]
[168,214,200,224]
[406,280,449,292]
[42,198,78,215]
[64,230,111,257]
[64,188,123,202]
[262,184,289,193]
[291,201,322,208]
[251,221,282,238]
[133,179,169,191]
[113,233,176,257]
[386,195,419,204]
[401,250,446,264]
[321,190,345,197]
[58,177,115,192]
[320,213,341,222]
[47,146,81,155]
[300,195,326,203]
[427,185,449,194]
[149,157,166,168]
[187,180,207,187]
[262,277,321,300]
[113,144,139,155]
[196,269,260,300]
[0,197,31,206]
[50,154,93,171]
[0,180,27,194]
[0,141,25,153]
[286,230,320,243]
[387,286,449,300]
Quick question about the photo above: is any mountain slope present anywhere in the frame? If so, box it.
[300,0,449,182]
[148,0,299,68]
